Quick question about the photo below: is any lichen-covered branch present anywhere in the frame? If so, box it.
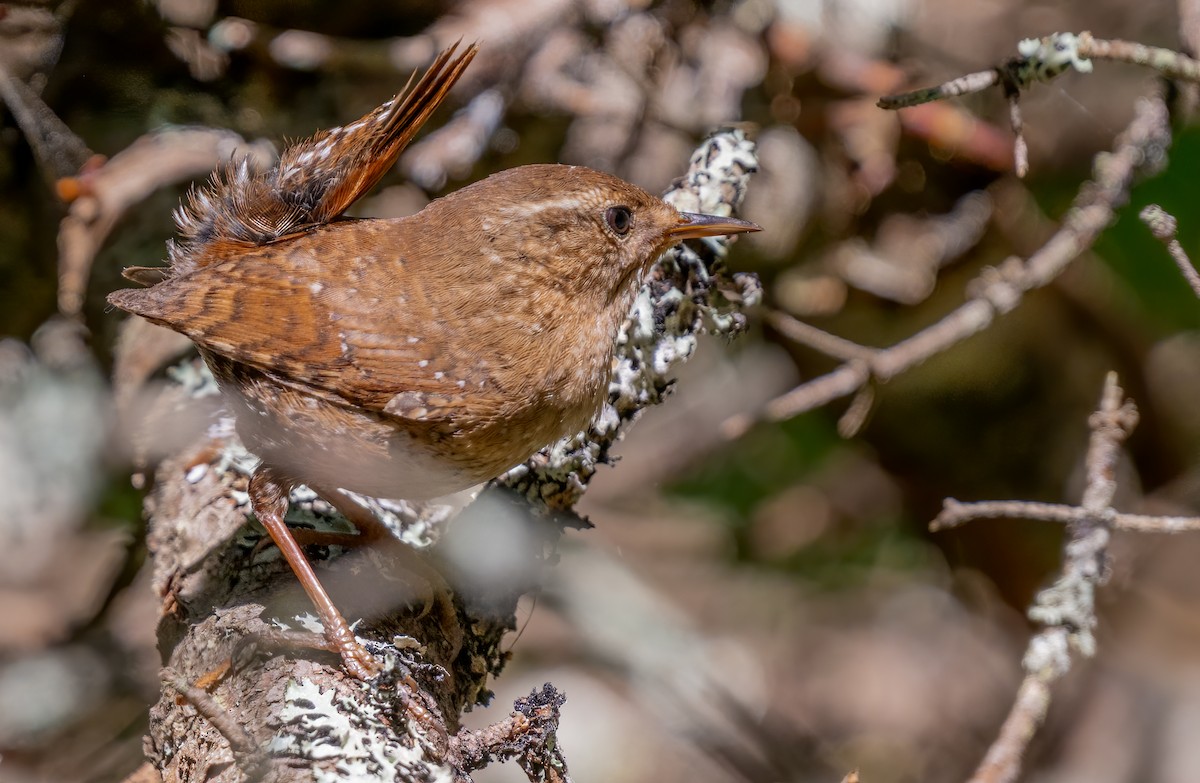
[877,32,1094,111]
[878,31,1200,113]
[449,684,571,782]
[944,373,1139,783]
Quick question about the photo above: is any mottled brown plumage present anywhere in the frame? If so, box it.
[108,42,758,678]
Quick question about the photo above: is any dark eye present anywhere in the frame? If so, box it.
[605,206,633,236]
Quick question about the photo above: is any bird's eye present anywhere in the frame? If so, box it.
[605,206,633,236]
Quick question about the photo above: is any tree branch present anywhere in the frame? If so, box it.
[946,373,1139,783]
[725,93,1170,439]
[1139,204,1200,299]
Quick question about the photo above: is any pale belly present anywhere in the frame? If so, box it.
[204,351,597,500]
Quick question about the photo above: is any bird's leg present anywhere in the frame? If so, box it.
[283,485,396,548]
[307,485,456,622]
[248,466,380,679]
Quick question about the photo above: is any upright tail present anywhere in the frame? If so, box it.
[161,41,478,278]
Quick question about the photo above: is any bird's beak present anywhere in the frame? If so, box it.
[668,212,761,241]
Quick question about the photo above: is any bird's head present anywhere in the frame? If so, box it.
[425,163,759,302]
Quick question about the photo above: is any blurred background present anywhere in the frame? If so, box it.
[2,0,1200,781]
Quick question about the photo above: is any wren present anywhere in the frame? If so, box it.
[108,42,759,678]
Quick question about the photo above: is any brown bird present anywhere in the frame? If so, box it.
[109,43,759,678]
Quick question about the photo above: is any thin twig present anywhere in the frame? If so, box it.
[1006,92,1028,178]
[766,310,875,363]
[932,498,1200,534]
[1076,32,1200,81]
[931,500,1084,530]
[957,373,1137,783]
[968,676,1053,783]
[162,668,267,776]
[1139,204,1200,298]
[724,95,1170,439]
[837,385,875,438]
[1114,513,1200,533]
[0,61,93,185]
[877,32,1200,181]
[877,70,999,109]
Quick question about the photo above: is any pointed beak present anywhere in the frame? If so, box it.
[667,212,761,241]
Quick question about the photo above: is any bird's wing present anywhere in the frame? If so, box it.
[107,236,508,426]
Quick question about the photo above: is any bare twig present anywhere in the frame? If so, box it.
[954,373,1137,783]
[877,32,1200,181]
[932,499,1084,530]
[162,668,267,776]
[1076,32,1200,81]
[879,60,1031,176]
[766,310,874,364]
[56,127,273,315]
[877,69,1000,110]
[0,61,93,186]
[724,95,1170,439]
[1006,93,1028,178]
[932,499,1200,534]
[969,677,1053,783]
[1111,513,1200,533]
[1139,204,1200,298]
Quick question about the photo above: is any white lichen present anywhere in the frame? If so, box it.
[269,678,453,783]
[1017,32,1094,82]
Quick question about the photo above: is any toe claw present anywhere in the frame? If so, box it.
[342,642,382,679]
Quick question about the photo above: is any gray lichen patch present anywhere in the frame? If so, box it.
[270,676,455,783]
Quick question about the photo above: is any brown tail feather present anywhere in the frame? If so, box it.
[301,42,479,225]
[167,42,478,276]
